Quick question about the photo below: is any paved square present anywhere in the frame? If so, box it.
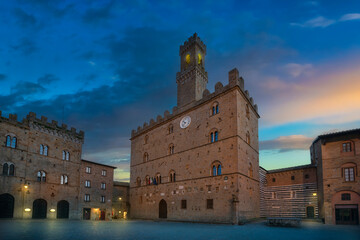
[1,220,359,240]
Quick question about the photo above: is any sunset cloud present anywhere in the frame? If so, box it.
[260,63,360,126]
[260,135,313,152]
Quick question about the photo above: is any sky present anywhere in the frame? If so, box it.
[1,0,360,182]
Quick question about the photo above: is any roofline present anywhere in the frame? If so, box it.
[266,164,316,174]
[81,159,117,169]
[114,181,130,186]
[130,84,260,140]
[312,128,360,145]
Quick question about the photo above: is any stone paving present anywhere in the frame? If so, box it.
[0,219,359,240]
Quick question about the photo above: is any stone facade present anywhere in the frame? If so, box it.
[79,160,115,220]
[311,129,360,225]
[260,165,318,218]
[0,111,115,220]
[260,129,360,225]
[129,34,260,224]
[0,111,84,219]
[112,181,130,219]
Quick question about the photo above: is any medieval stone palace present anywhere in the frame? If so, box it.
[129,33,260,224]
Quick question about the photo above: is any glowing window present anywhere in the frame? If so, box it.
[198,53,202,65]
[185,54,190,64]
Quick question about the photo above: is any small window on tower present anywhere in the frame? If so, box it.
[198,53,202,65]
[185,54,190,64]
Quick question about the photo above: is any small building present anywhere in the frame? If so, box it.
[311,129,360,225]
[112,181,130,219]
[80,160,116,220]
[260,165,318,219]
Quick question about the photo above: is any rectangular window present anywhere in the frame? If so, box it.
[181,200,187,209]
[341,193,351,201]
[272,192,277,199]
[291,191,296,198]
[344,167,355,182]
[101,196,105,203]
[291,176,295,180]
[85,180,91,188]
[101,183,106,190]
[102,170,107,176]
[84,194,90,202]
[206,199,213,209]
[86,167,91,174]
[342,142,352,152]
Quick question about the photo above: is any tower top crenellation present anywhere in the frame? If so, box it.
[180,33,206,55]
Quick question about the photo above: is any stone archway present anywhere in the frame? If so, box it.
[57,200,69,219]
[33,199,47,219]
[0,193,14,218]
[159,199,167,219]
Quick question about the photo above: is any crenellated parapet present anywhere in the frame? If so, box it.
[0,111,84,143]
[131,68,259,138]
[180,32,206,55]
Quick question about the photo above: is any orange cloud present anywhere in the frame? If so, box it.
[260,62,360,126]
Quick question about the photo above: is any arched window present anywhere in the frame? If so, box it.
[145,175,150,185]
[44,145,48,156]
[211,102,219,116]
[144,135,149,144]
[210,130,219,143]
[2,163,8,175]
[169,170,176,182]
[66,151,70,161]
[246,104,250,119]
[40,145,49,156]
[37,171,46,182]
[248,163,253,178]
[136,177,141,187]
[6,135,11,147]
[143,152,149,163]
[62,151,66,160]
[11,137,17,148]
[168,144,175,155]
[61,175,68,185]
[246,131,250,144]
[9,164,14,176]
[211,161,222,176]
[155,173,161,185]
[2,163,14,176]
[168,124,174,134]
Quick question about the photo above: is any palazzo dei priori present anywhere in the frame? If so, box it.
[129,33,260,224]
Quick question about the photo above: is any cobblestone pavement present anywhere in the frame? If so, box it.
[0,220,359,240]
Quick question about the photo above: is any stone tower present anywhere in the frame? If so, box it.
[176,33,208,108]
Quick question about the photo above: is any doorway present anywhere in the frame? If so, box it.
[159,199,167,219]
[32,199,47,219]
[57,200,69,219]
[100,210,106,220]
[335,205,359,225]
[83,208,91,220]
[306,206,315,218]
[0,193,14,218]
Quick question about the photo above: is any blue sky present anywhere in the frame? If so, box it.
[1,0,360,181]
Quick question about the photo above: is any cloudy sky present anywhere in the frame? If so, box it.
[1,0,360,181]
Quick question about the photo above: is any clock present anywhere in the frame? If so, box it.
[180,116,191,129]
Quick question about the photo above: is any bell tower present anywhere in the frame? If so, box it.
[176,33,208,108]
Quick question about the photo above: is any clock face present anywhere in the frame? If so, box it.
[180,116,191,129]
